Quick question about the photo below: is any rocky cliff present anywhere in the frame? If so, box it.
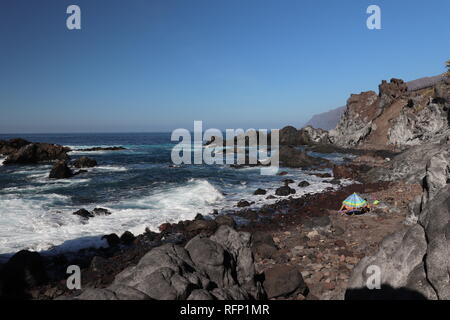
[329,76,450,150]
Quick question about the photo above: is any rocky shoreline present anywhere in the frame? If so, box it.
[1,73,449,300]
[0,142,422,300]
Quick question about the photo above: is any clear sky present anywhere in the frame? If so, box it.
[1,0,449,133]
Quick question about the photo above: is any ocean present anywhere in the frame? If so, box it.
[0,132,350,261]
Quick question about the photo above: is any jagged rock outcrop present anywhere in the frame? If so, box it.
[2,141,70,165]
[388,81,450,147]
[301,126,330,144]
[329,91,379,147]
[73,156,97,168]
[0,138,30,155]
[69,226,266,300]
[378,78,408,110]
[279,125,330,146]
[49,161,74,179]
[329,78,450,150]
[346,150,450,300]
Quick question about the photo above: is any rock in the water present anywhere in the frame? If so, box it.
[275,186,295,196]
[76,146,126,152]
[73,208,111,220]
[73,156,97,168]
[3,142,70,165]
[253,188,267,195]
[263,265,307,299]
[49,161,73,179]
[298,181,310,187]
[0,138,31,156]
[237,200,251,207]
[73,209,94,219]
[92,208,112,216]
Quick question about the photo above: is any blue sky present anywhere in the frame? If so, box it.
[1,0,449,133]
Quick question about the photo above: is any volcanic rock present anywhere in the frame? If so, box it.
[263,265,308,299]
[253,188,267,195]
[275,186,295,197]
[3,143,70,165]
[49,161,74,179]
[73,156,97,168]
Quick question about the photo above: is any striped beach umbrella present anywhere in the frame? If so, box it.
[342,193,367,209]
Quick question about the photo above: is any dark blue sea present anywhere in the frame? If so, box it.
[0,132,347,260]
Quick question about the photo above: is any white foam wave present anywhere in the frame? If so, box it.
[0,179,225,258]
[93,165,128,172]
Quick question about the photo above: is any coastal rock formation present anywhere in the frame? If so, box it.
[279,126,330,146]
[329,91,379,147]
[73,156,97,168]
[275,185,296,196]
[346,150,450,300]
[387,89,450,147]
[70,226,265,300]
[279,145,328,168]
[329,77,450,150]
[0,138,30,155]
[73,208,112,219]
[366,143,450,184]
[75,146,126,152]
[3,142,70,165]
[49,161,74,179]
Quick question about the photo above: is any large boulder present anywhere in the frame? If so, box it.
[263,265,308,299]
[275,185,295,196]
[72,226,264,300]
[251,232,278,259]
[49,161,74,179]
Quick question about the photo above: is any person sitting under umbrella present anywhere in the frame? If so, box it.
[339,193,370,215]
